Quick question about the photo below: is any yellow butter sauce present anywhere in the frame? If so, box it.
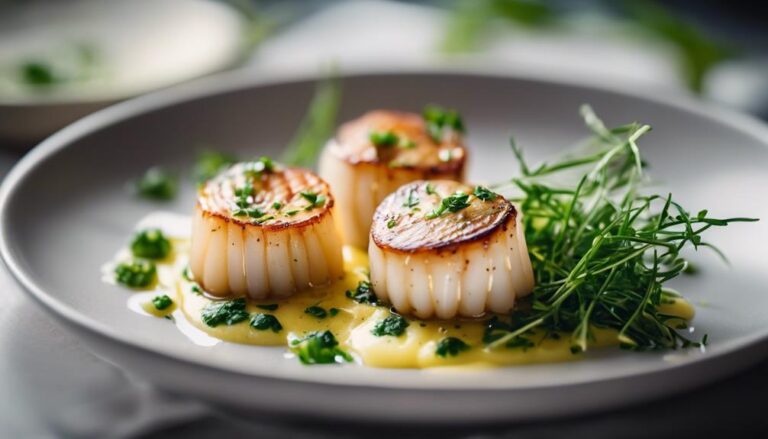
[123,235,694,369]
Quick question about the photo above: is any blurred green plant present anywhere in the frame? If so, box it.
[441,0,737,93]
[281,74,341,167]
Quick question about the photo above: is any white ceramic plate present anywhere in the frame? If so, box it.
[2,69,767,423]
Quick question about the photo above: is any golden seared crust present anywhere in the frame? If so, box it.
[197,162,334,231]
[329,110,466,174]
[371,180,516,253]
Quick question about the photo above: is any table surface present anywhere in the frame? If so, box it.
[2,1,767,437]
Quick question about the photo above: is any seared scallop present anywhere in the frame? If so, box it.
[190,158,344,299]
[319,108,467,248]
[368,180,534,319]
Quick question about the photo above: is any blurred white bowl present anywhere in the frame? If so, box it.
[0,0,246,145]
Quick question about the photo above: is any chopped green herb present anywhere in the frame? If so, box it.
[20,62,57,86]
[232,206,265,219]
[473,186,497,201]
[136,167,177,200]
[425,191,471,219]
[329,308,340,317]
[371,314,409,337]
[300,191,326,210]
[246,156,274,175]
[250,313,283,333]
[346,281,378,305]
[403,189,420,208]
[285,210,299,216]
[256,304,279,311]
[195,150,237,184]
[290,331,352,365]
[201,298,249,327]
[255,215,274,224]
[152,294,173,311]
[386,218,397,229]
[305,305,328,319]
[115,259,156,288]
[130,229,171,259]
[436,337,470,357]
[190,284,203,295]
[234,180,254,208]
[370,130,399,148]
[182,266,193,281]
[272,201,283,210]
[423,105,465,143]
[425,183,437,195]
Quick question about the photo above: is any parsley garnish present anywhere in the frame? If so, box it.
[250,313,283,333]
[402,189,420,208]
[425,191,470,219]
[300,191,326,210]
[371,314,409,337]
[130,229,171,259]
[473,186,497,201]
[201,298,249,327]
[436,337,470,357]
[369,130,399,148]
[256,304,279,311]
[285,210,299,216]
[136,167,177,200]
[152,295,173,311]
[272,201,282,210]
[425,183,436,195]
[290,331,352,365]
[346,281,378,305]
[304,305,328,319]
[329,308,340,317]
[423,105,465,143]
[115,259,156,288]
[232,207,265,219]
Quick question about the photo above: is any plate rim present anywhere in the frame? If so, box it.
[2,65,768,391]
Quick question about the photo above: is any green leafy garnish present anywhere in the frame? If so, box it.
[290,331,352,365]
[386,218,397,229]
[371,314,409,337]
[281,76,341,167]
[346,281,378,305]
[423,105,465,143]
[256,304,279,311]
[130,229,171,259]
[425,183,437,195]
[304,305,328,319]
[194,150,237,184]
[136,167,177,200]
[488,105,757,352]
[201,298,249,327]
[19,62,57,86]
[425,191,471,219]
[436,337,470,357]
[369,130,399,148]
[403,189,420,208]
[272,201,282,210]
[285,210,299,216]
[329,308,340,317]
[152,295,173,311]
[250,313,283,333]
[233,206,265,219]
[114,259,156,288]
[300,191,326,210]
[473,186,497,201]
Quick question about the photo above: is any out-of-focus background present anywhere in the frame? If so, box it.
[0,0,767,437]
